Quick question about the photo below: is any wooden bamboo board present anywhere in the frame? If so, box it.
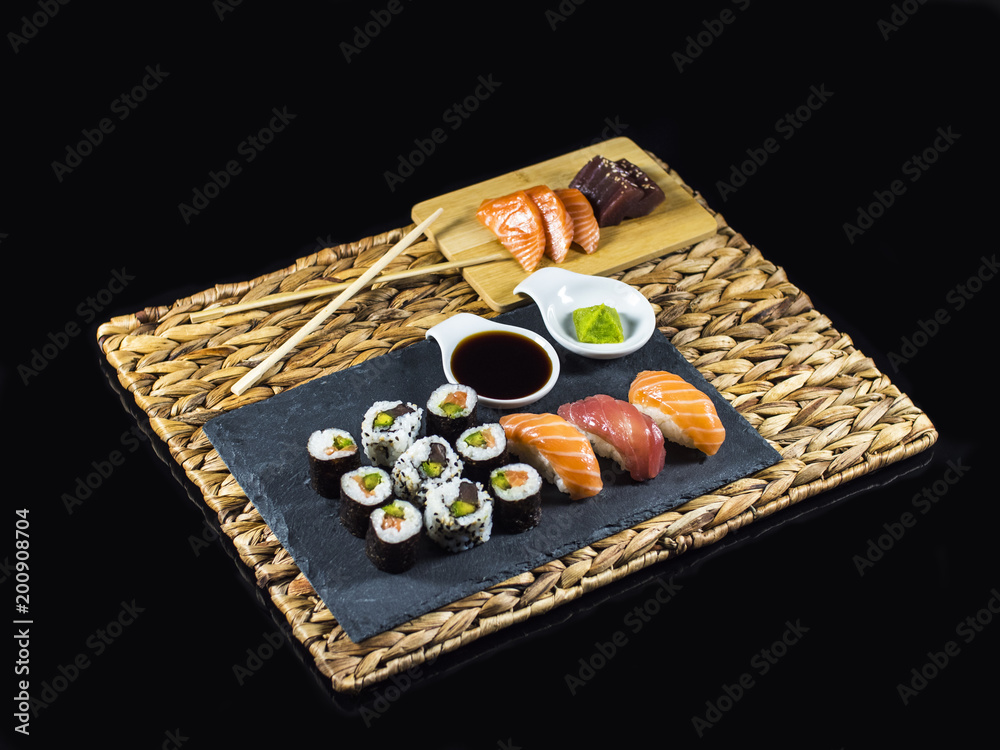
[411,137,717,312]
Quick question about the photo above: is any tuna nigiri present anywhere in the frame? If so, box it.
[628,371,726,456]
[499,412,603,500]
[476,191,547,273]
[557,394,666,481]
[525,185,574,263]
[554,187,600,254]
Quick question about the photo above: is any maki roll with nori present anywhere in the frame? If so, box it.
[339,466,394,538]
[424,477,493,552]
[307,428,361,498]
[391,435,463,506]
[455,423,509,483]
[366,500,421,573]
[361,400,423,467]
[488,463,542,533]
[426,384,478,443]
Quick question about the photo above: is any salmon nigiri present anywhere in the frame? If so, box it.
[628,371,726,456]
[554,187,600,254]
[476,190,547,273]
[525,185,574,263]
[499,412,603,500]
[558,394,666,481]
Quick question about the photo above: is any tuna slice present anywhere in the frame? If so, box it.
[569,156,665,227]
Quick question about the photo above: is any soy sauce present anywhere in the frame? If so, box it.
[450,331,552,401]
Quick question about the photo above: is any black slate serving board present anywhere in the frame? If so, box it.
[203,306,781,641]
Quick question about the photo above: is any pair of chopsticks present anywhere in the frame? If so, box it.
[190,245,507,324]
[228,208,484,396]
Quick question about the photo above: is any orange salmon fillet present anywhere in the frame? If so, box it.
[554,187,600,254]
[525,185,574,263]
[476,191,546,273]
[499,412,602,500]
[628,371,726,456]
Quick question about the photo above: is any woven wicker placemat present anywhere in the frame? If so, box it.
[96,153,937,694]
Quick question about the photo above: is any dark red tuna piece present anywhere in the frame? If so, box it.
[568,155,665,227]
[614,158,665,218]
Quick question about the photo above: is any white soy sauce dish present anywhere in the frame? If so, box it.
[425,313,561,408]
[513,267,656,359]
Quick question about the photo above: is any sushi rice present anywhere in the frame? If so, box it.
[307,427,361,497]
[455,422,508,482]
[488,462,542,533]
[391,435,463,506]
[339,466,394,538]
[366,500,422,573]
[423,478,493,552]
[426,384,477,442]
[361,400,423,467]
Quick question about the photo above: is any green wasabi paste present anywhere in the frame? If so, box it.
[572,303,625,344]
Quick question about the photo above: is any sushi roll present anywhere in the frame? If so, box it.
[488,463,542,533]
[426,384,478,443]
[307,428,361,498]
[391,435,463,507]
[455,423,509,483]
[361,400,423,467]
[339,466,394,538]
[423,478,493,553]
[365,500,421,573]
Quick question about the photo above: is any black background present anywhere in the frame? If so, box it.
[4,1,997,748]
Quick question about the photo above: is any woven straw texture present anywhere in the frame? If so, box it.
[97,154,937,693]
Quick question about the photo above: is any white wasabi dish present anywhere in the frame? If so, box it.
[513,267,656,359]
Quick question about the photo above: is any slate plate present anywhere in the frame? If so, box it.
[203,305,781,641]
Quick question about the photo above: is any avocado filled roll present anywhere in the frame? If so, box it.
[391,435,463,507]
[361,400,423,468]
[423,477,493,553]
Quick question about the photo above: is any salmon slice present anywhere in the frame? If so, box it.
[476,191,546,273]
[628,371,726,456]
[554,187,600,254]
[525,185,574,263]
[499,412,603,500]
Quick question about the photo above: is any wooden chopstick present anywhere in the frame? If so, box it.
[230,208,444,396]
[190,248,509,324]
